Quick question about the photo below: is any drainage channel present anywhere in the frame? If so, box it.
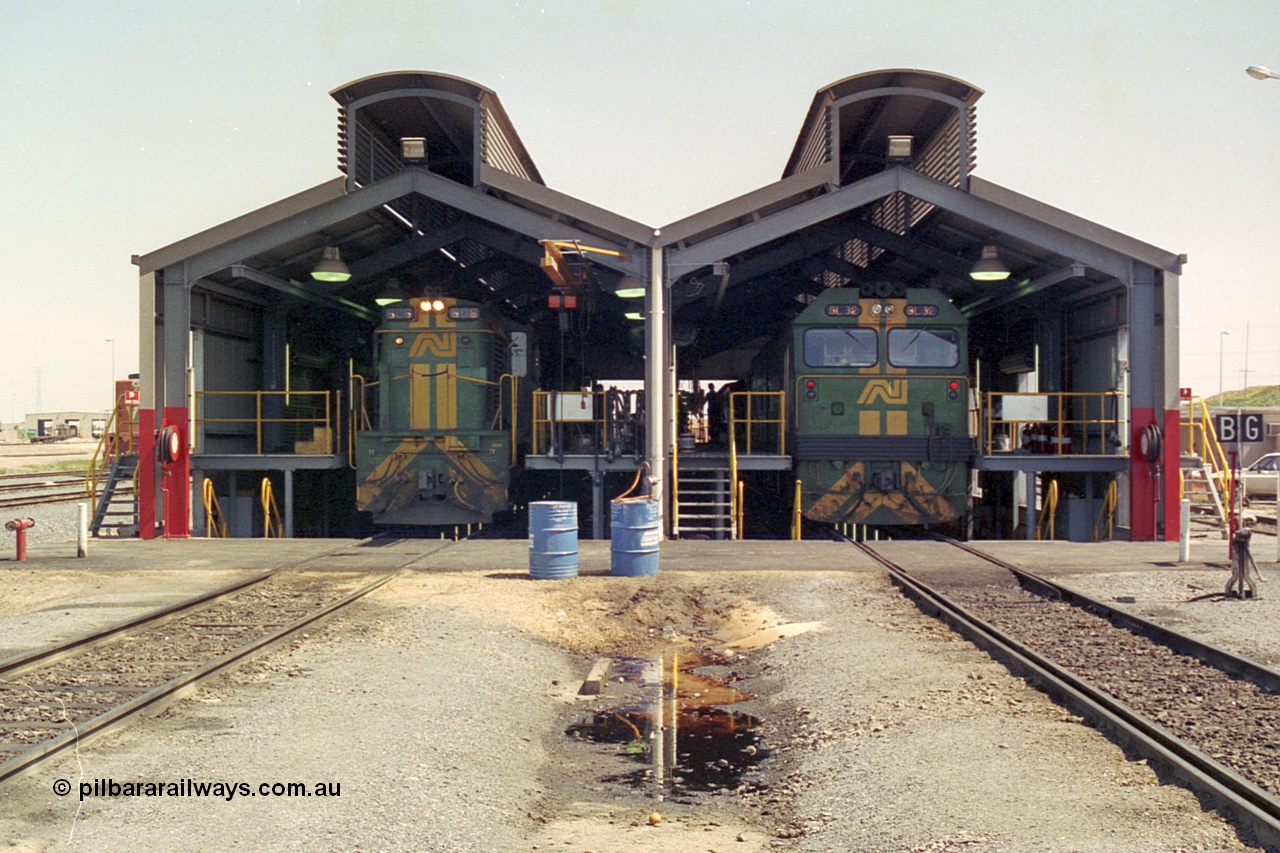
[566,649,768,802]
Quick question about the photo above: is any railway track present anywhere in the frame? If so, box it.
[0,544,441,784]
[0,471,105,510]
[847,534,1280,850]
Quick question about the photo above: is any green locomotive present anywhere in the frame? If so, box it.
[355,296,530,526]
[755,283,972,527]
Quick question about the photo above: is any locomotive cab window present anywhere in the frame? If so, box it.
[803,328,877,368]
[887,328,959,368]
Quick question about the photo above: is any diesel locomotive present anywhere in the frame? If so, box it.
[754,283,973,527]
[354,295,531,526]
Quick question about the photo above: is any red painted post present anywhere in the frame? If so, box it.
[5,518,35,561]
[161,406,191,539]
[1130,408,1157,542]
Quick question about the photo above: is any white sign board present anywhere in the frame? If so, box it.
[1002,395,1049,421]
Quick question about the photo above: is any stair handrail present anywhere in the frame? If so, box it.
[85,393,132,506]
[672,429,681,535]
[1036,478,1060,540]
[202,478,228,538]
[1093,479,1119,541]
[260,477,283,538]
[728,415,739,538]
[1183,396,1233,502]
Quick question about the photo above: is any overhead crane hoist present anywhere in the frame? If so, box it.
[538,239,629,310]
[537,239,634,409]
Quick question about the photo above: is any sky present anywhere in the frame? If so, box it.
[2,0,1279,419]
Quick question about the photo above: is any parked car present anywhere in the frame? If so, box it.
[1241,452,1280,500]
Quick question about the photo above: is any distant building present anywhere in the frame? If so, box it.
[14,411,111,442]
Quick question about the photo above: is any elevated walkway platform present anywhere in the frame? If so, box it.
[974,452,1130,473]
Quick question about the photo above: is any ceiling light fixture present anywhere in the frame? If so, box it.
[969,245,1011,281]
[311,246,352,283]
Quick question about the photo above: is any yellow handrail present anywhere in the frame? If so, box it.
[1093,480,1119,541]
[1036,479,1059,540]
[498,374,518,466]
[1181,395,1233,502]
[791,478,803,540]
[735,479,745,539]
[260,477,283,538]
[194,390,334,455]
[729,417,739,536]
[983,391,1123,455]
[729,391,786,456]
[203,478,228,538]
[672,433,681,534]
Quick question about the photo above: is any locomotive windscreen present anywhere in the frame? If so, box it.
[886,328,959,368]
[803,328,877,368]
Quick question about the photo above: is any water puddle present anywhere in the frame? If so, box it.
[565,650,768,798]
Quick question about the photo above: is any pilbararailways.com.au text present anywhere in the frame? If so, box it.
[64,778,341,802]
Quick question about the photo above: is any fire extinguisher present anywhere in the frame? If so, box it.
[1059,429,1073,454]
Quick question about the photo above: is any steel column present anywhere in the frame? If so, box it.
[1161,271,1183,542]
[161,266,192,539]
[1128,264,1158,541]
[645,244,667,537]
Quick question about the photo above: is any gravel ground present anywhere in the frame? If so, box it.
[0,497,93,551]
[2,563,1271,852]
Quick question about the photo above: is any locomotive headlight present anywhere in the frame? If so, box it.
[431,299,445,312]
[393,336,405,346]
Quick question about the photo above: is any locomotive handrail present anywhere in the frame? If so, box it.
[497,374,518,467]
[982,390,1123,456]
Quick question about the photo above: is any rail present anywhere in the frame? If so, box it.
[0,543,428,788]
[982,391,1123,456]
[729,391,785,456]
[194,390,334,456]
[1093,479,1119,541]
[853,535,1280,850]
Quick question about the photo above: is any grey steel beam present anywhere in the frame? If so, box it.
[479,164,654,247]
[139,271,159,410]
[347,221,469,279]
[668,170,901,271]
[968,177,1182,275]
[961,265,1081,316]
[841,217,973,279]
[1129,263,1157,415]
[658,166,832,247]
[161,265,191,411]
[228,265,379,322]
[139,178,348,275]
[898,170,1146,282]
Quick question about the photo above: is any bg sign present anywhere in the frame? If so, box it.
[1215,413,1264,443]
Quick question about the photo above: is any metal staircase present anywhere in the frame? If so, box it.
[674,467,734,539]
[1181,395,1233,531]
[90,453,138,536]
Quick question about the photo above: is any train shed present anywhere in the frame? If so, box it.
[132,72,653,538]
[654,70,1182,542]
[130,69,1182,542]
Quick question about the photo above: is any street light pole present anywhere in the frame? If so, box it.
[1247,65,1280,80]
[1219,330,1231,406]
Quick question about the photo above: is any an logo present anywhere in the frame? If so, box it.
[409,332,457,358]
[857,379,907,405]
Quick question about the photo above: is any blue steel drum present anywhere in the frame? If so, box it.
[610,498,660,577]
[529,501,579,579]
